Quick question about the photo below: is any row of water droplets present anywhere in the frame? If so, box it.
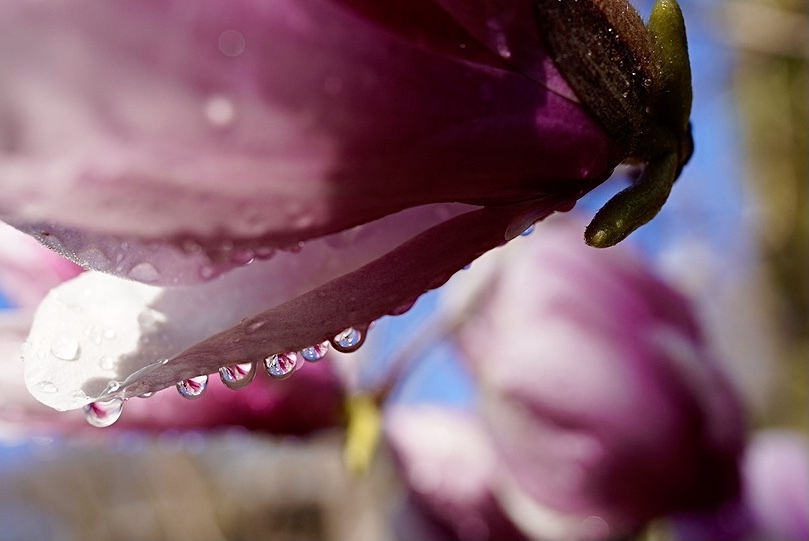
[82,326,368,428]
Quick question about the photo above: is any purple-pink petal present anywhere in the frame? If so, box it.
[453,215,745,538]
[0,0,619,257]
[3,0,626,410]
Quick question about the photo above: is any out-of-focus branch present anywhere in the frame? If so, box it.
[720,0,808,59]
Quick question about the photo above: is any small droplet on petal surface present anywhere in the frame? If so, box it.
[229,248,255,266]
[243,320,265,334]
[254,246,276,260]
[176,375,209,399]
[300,342,330,362]
[264,352,297,379]
[217,29,245,57]
[35,381,58,394]
[50,335,80,361]
[98,356,115,370]
[128,262,160,283]
[331,327,365,353]
[521,224,536,236]
[218,362,257,389]
[84,398,124,428]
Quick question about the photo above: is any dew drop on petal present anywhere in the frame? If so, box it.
[34,381,58,394]
[243,320,265,334]
[50,335,80,361]
[300,341,330,362]
[389,299,417,316]
[176,375,209,399]
[264,352,298,379]
[217,29,246,57]
[229,248,255,266]
[330,327,365,353]
[218,362,257,389]
[254,246,276,260]
[84,397,124,428]
[521,224,535,236]
[98,356,115,370]
[128,262,160,283]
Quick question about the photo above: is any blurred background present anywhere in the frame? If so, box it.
[0,0,806,539]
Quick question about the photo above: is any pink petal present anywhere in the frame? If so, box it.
[385,405,527,541]
[0,223,82,307]
[23,202,496,410]
[0,0,618,261]
[112,199,572,401]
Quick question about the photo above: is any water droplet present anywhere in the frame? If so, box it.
[105,380,121,394]
[218,362,256,389]
[300,341,330,362]
[243,320,265,334]
[84,398,124,428]
[254,246,276,260]
[138,392,154,398]
[494,33,511,59]
[229,248,255,266]
[330,327,365,353]
[199,264,217,280]
[204,94,236,127]
[177,375,209,399]
[98,356,115,370]
[34,381,58,394]
[128,262,160,283]
[217,29,246,57]
[389,299,417,316]
[521,224,535,236]
[264,352,298,379]
[50,336,80,361]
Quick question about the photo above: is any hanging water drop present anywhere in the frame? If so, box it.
[177,375,209,399]
[50,335,80,361]
[330,326,366,353]
[521,224,535,236]
[300,341,330,362]
[254,246,276,260]
[264,352,298,379]
[389,299,417,316]
[84,397,124,428]
[229,248,255,266]
[219,362,257,389]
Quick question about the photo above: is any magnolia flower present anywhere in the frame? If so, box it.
[431,215,745,540]
[0,0,694,415]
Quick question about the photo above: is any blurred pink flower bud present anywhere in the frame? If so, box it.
[452,216,745,539]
